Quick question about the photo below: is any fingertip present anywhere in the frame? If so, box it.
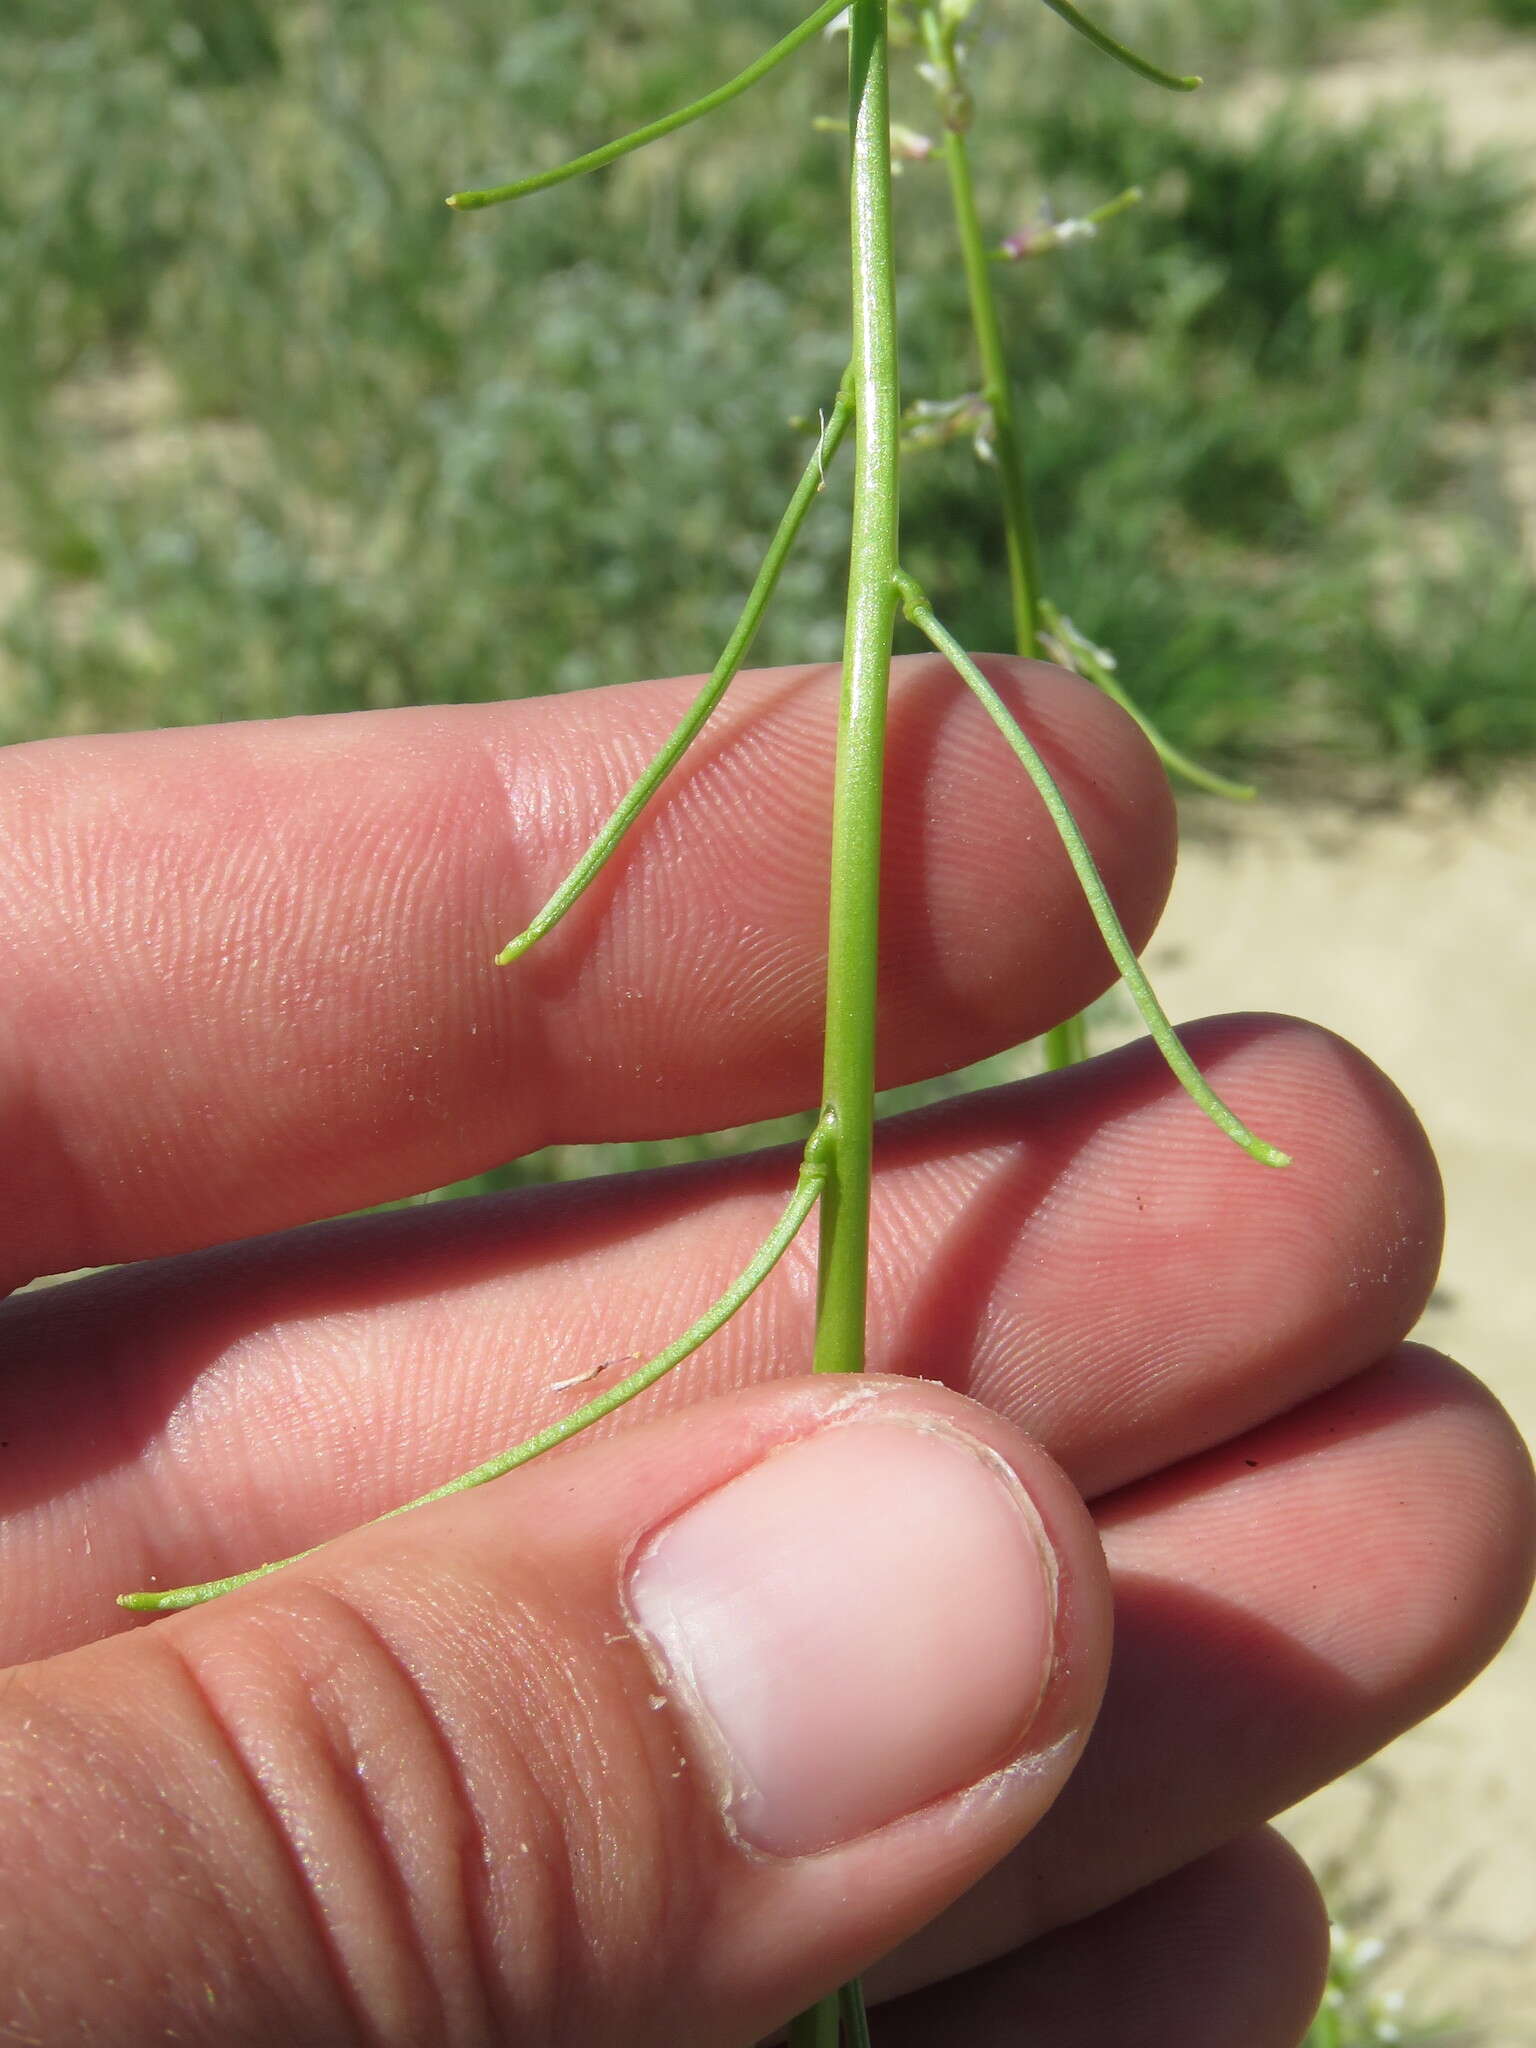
[878,651,1178,1063]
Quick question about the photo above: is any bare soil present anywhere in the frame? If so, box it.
[1152,776,1536,2039]
[1192,25,1536,2030]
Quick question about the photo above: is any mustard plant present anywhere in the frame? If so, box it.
[121,5,1292,2038]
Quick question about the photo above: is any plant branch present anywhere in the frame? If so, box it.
[940,117,1045,655]
[447,0,850,210]
[897,570,1289,1167]
[1036,0,1202,92]
[993,182,1143,260]
[918,4,1043,656]
[119,1123,835,1614]
[1039,601,1256,802]
[498,377,855,964]
[923,3,1076,1088]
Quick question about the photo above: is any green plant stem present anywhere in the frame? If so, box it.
[839,1977,874,2047]
[810,0,901,1382]
[1037,0,1202,92]
[497,378,854,964]
[927,5,1077,1089]
[928,39,1043,656]
[1039,601,1256,803]
[789,6,900,2040]
[946,128,1080,1065]
[1041,1013,1089,1068]
[897,570,1290,1167]
[446,0,850,210]
[789,2001,843,2048]
[119,1123,835,1613]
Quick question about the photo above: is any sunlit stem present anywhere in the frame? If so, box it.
[811,0,902,1383]
[119,1122,835,1614]
[447,0,850,209]
[1037,0,1202,92]
[896,570,1289,1167]
[497,379,855,965]
[790,3,900,2038]
[940,135,1044,653]
[923,0,1062,1088]
[1041,1013,1089,1070]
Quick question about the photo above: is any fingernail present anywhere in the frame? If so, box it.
[625,1418,1058,1857]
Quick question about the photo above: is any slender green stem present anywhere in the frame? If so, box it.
[812,0,901,1381]
[498,379,854,964]
[790,6,901,2037]
[920,2,1043,654]
[119,1125,834,1614]
[1039,601,1256,803]
[924,0,1066,1089]
[788,2001,843,2048]
[839,1977,874,2047]
[897,570,1289,1167]
[1036,0,1202,92]
[446,0,850,210]
[1041,1012,1089,1070]
[939,115,1044,656]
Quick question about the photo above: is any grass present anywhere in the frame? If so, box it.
[1,0,1534,780]
[4,0,1532,1219]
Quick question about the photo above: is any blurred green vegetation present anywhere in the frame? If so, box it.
[1303,1920,1468,2047]
[2,0,1534,782]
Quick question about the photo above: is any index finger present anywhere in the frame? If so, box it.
[0,654,1173,1287]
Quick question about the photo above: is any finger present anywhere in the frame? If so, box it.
[0,655,1173,1286]
[0,1016,1439,1656]
[871,1829,1329,2048]
[868,1346,1535,2001]
[0,1377,1110,2048]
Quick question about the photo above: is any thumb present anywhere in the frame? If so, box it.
[0,1374,1109,2046]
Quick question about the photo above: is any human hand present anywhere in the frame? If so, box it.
[1,656,1530,2045]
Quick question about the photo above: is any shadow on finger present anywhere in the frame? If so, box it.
[869,1829,1329,2048]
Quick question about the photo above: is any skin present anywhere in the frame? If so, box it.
[0,654,1530,2045]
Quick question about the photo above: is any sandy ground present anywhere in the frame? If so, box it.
[1145,778,1536,2040]
[1188,24,1536,2035]
[1227,14,1536,227]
